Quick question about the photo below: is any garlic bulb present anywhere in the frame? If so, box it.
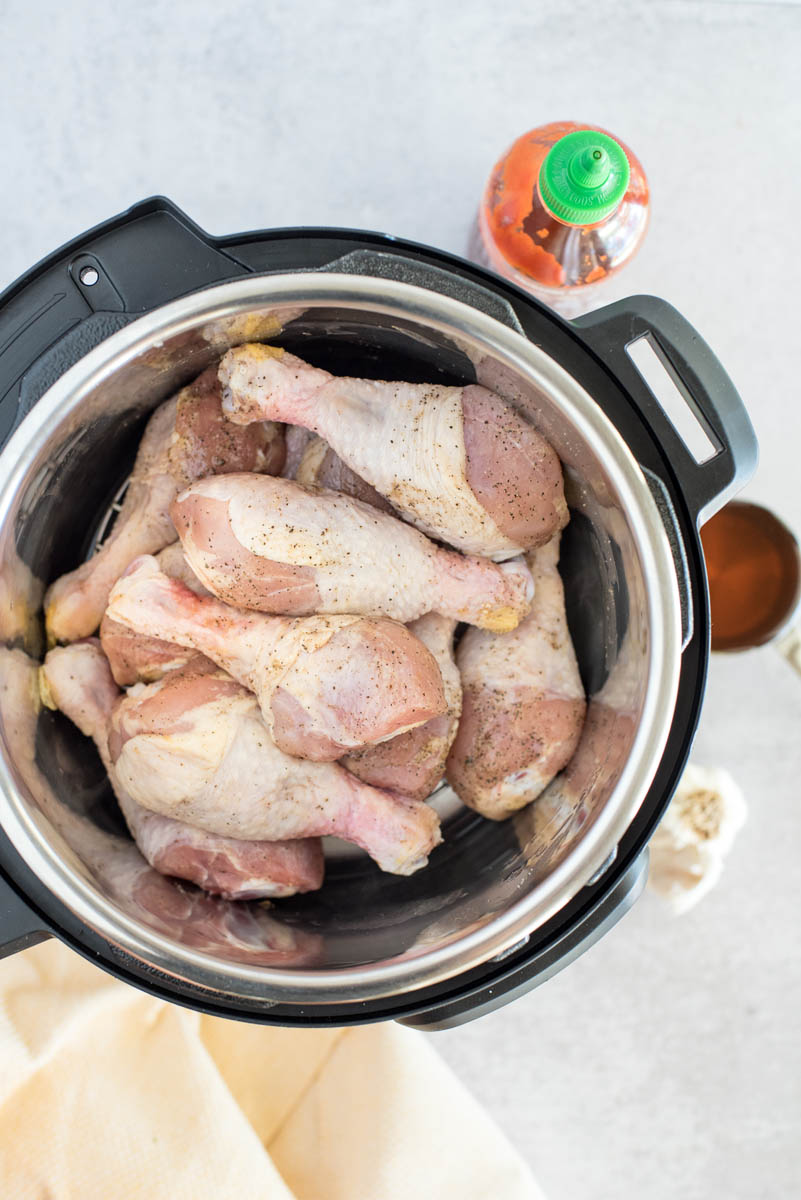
[647,763,747,914]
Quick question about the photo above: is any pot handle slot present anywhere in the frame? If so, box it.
[0,871,52,959]
[318,249,526,335]
[572,296,758,525]
[397,849,648,1031]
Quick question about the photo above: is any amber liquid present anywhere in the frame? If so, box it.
[700,502,801,651]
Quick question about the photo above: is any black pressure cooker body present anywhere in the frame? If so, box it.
[0,199,756,1028]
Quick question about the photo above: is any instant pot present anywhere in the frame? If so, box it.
[0,198,756,1028]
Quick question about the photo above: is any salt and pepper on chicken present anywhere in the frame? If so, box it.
[170,473,534,631]
[99,543,216,685]
[107,556,447,761]
[446,535,586,819]
[39,340,585,901]
[44,367,285,644]
[218,344,567,557]
[109,668,442,875]
[41,641,325,899]
[343,614,463,803]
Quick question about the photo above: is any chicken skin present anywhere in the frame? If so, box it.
[44,367,285,644]
[344,614,462,802]
[171,474,534,632]
[106,556,447,761]
[295,435,394,513]
[446,536,586,819]
[100,543,214,685]
[218,344,567,558]
[110,669,442,875]
[41,641,324,899]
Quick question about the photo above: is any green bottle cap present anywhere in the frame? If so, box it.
[539,130,631,225]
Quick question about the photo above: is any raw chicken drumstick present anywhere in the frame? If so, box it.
[44,366,285,644]
[107,556,447,761]
[152,539,211,590]
[295,435,394,513]
[446,536,586,819]
[218,343,567,558]
[344,614,462,802]
[282,424,317,479]
[110,669,442,875]
[41,641,324,899]
[171,474,534,632]
[100,543,215,685]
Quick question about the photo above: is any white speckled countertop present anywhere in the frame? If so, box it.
[2,2,799,1195]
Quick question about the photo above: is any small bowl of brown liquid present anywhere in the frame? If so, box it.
[700,501,801,652]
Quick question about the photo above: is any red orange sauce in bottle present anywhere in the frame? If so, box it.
[474,121,649,313]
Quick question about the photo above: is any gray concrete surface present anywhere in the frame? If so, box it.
[1,2,799,1197]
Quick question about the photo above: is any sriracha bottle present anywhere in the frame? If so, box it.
[472,121,649,316]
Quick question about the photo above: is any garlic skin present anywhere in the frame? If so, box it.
[776,625,801,679]
[648,764,747,915]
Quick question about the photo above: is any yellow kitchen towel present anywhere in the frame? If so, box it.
[0,939,543,1199]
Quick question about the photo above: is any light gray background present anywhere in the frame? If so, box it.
[2,2,800,1197]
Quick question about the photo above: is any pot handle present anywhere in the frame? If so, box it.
[0,870,52,959]
[0,197,249,450]
[572,296,758,525]
[398,849,648,1031]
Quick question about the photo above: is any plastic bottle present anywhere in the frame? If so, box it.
[472,121,649,316]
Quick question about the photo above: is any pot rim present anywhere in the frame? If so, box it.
[0,272,682,1005]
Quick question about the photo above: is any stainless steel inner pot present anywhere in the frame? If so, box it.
[0,272,682,1007]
